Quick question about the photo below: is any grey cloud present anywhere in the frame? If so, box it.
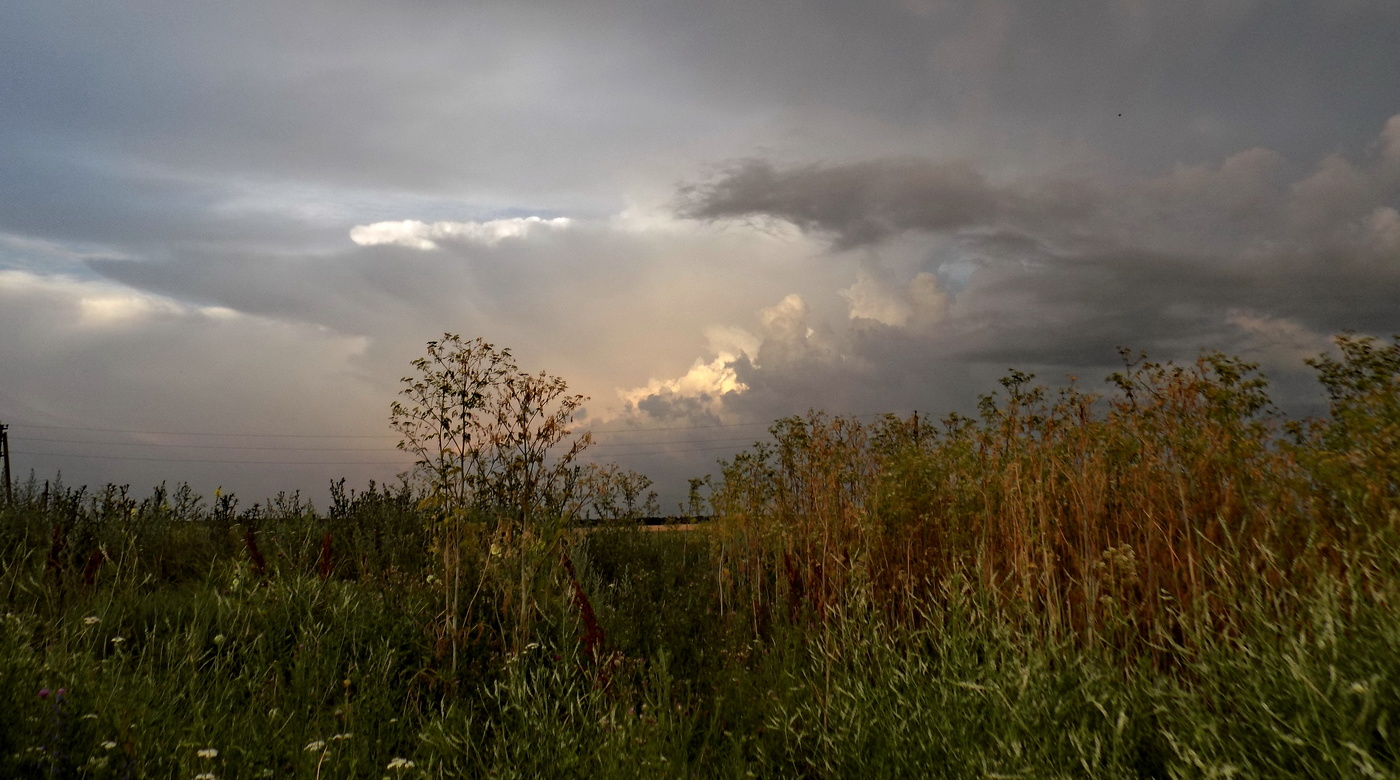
[643,115,1400,450]
[6,0,1400,510]
[7,0,1399,213]
[0,270,405,502]
[679,158,1098,249]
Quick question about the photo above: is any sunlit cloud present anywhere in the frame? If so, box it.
[349,216,572,250]
[4,1,1399,507]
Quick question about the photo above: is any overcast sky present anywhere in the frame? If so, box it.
[3,0,1398,510]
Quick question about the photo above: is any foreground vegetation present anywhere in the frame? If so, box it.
[2,334,1399,778]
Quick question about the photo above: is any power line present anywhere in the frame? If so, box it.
[583,435,760,449]
[582,420,773,435]
[11,450,410,466]
[575,444,752,459]
[12,445,743,467]
[10,424,395,439]
[11,410,907,441]
[13,433,761,453]
[14,437,401,452]
[16,433,767,450]
[9,410,913,468]
[582,410,902,436]
[12,445,744,465]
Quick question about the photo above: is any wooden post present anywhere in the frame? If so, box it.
[0,422,11,506]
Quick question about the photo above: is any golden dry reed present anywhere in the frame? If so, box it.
[708,336,1400,659]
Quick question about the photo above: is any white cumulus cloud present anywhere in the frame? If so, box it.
[348,216,572,250]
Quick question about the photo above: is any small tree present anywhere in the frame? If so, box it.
[391,334,593,660]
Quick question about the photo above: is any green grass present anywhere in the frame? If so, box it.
[2,335,1399,777]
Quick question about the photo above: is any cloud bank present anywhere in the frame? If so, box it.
[2,1,1398,508]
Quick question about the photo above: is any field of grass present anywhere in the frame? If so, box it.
[2,335,1399,778]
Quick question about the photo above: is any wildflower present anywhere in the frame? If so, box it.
[304,740,326,752]
[198,747,218,759]
[111,636,125,645]
[84,616,100,626]
[331,732,352,741]
[81,713,98,720]
[38,688,50,699]
[387,757,415,770]
[213,634,226,646]
[102,741,117,750]
[194,773,217,780]
[57,688,67,697]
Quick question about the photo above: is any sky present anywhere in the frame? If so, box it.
[2,0,1398,512]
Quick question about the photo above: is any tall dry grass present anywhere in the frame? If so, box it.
[707,337,1400,659]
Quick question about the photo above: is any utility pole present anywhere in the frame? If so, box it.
[0,421,11,506]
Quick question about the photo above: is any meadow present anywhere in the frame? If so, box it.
[2,334,1398,778]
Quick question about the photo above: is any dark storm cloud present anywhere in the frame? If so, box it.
[639,113,1400,447]
[5,0,1400,507]
[7,0,1400,209]
[679,158,1101,248]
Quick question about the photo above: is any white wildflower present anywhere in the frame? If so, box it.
[83,616,100,626]
[387,757,416,770]
[304,740,326,752]
[197,747,218,759]
[331,732,352,741]
[111,636,125,645]
[102,741,117,750]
